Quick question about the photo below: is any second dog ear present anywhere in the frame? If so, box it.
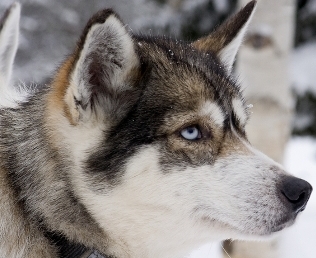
[0,3,20,88]
[192,1,256,74]
[64,9,140,124]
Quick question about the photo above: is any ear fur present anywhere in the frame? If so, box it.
[0,2,20,88]
[192,1,256,73]
[65,9,140,124]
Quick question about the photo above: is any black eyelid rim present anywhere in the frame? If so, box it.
[178,124,212,141]
[231,112,247,136]
[179,124,201,140]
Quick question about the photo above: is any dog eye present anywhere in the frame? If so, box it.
[180,126,201,140]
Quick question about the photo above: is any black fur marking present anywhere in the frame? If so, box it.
[86,93,170,186]
[0,5,255,257]
[70,9,120,75]
[86,36,240,187]
[219,1,256,47]
[44,230,88,258]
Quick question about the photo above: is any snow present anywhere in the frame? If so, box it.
[212,0,229,13]
[60,8,80,25]
[183,0,209,12]
[290,42,316,95]
[20,16,39,31]
[189,136,316,258]
[188,242,222,258]
[279,137,316,258]
[0,0,17,7]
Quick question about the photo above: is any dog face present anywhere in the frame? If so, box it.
[46,1,312,256]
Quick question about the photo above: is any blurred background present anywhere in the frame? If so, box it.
[0,0,315,137]
[0,0,315,257]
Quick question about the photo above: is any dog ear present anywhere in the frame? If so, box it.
[64,9,140,124]
[192,1,256,74]
[0,3,20,88]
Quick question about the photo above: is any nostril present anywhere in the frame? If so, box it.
[297,192,307,212]
[296,192,306,204]
[282,190,304,203]
[281,176,313,213]
[282,191,306,210]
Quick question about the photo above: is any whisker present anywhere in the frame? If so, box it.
[221,244,232,258]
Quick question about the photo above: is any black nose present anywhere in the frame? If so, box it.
[281,176,313,213]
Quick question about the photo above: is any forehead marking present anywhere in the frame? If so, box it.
[232,98,247,125]
[200,101,225,127]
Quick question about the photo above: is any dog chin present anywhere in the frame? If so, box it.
[270,215,296,233]
[200,213,296,242]
[237,217,297,242]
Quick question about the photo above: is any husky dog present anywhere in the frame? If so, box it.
[0,1,312,257]
[0,2,23,108]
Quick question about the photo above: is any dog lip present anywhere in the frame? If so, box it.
[270,214,296,233]
[200,214,294,237]
[297,203,307,213]
[271,222,291,233]
[195,206,297,236]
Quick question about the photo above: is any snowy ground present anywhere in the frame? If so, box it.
[188,41,316,258]
[290,42,316,95]
[189,136,316,258]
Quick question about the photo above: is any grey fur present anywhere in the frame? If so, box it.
[0,2,312,257]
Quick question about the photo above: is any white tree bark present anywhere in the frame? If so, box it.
[238,0,295,163]
[224,0,296,257]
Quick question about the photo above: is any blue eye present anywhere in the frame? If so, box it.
[180,126,201,140]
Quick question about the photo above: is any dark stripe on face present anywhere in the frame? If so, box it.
[85,90,171,187]
[85,36,243,188]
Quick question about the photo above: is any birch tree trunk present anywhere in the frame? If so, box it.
[224,0,296,257]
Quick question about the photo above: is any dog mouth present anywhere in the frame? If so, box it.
[249,212,297,236]
[198,211,297,237]
[269,213,297,233]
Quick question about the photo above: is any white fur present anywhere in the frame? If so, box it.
[68,130,292,258]
[72,146,234,258]
[219,4,256,74]
[200,101,225,126]
[232,97,248,126]
[66,15,139,122]
[56,4,296,257]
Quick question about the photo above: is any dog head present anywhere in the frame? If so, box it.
[46,1,312,256]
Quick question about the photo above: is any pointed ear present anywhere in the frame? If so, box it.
[64,9,140,124]
[0,2,20,87]
[192,1,256,73]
